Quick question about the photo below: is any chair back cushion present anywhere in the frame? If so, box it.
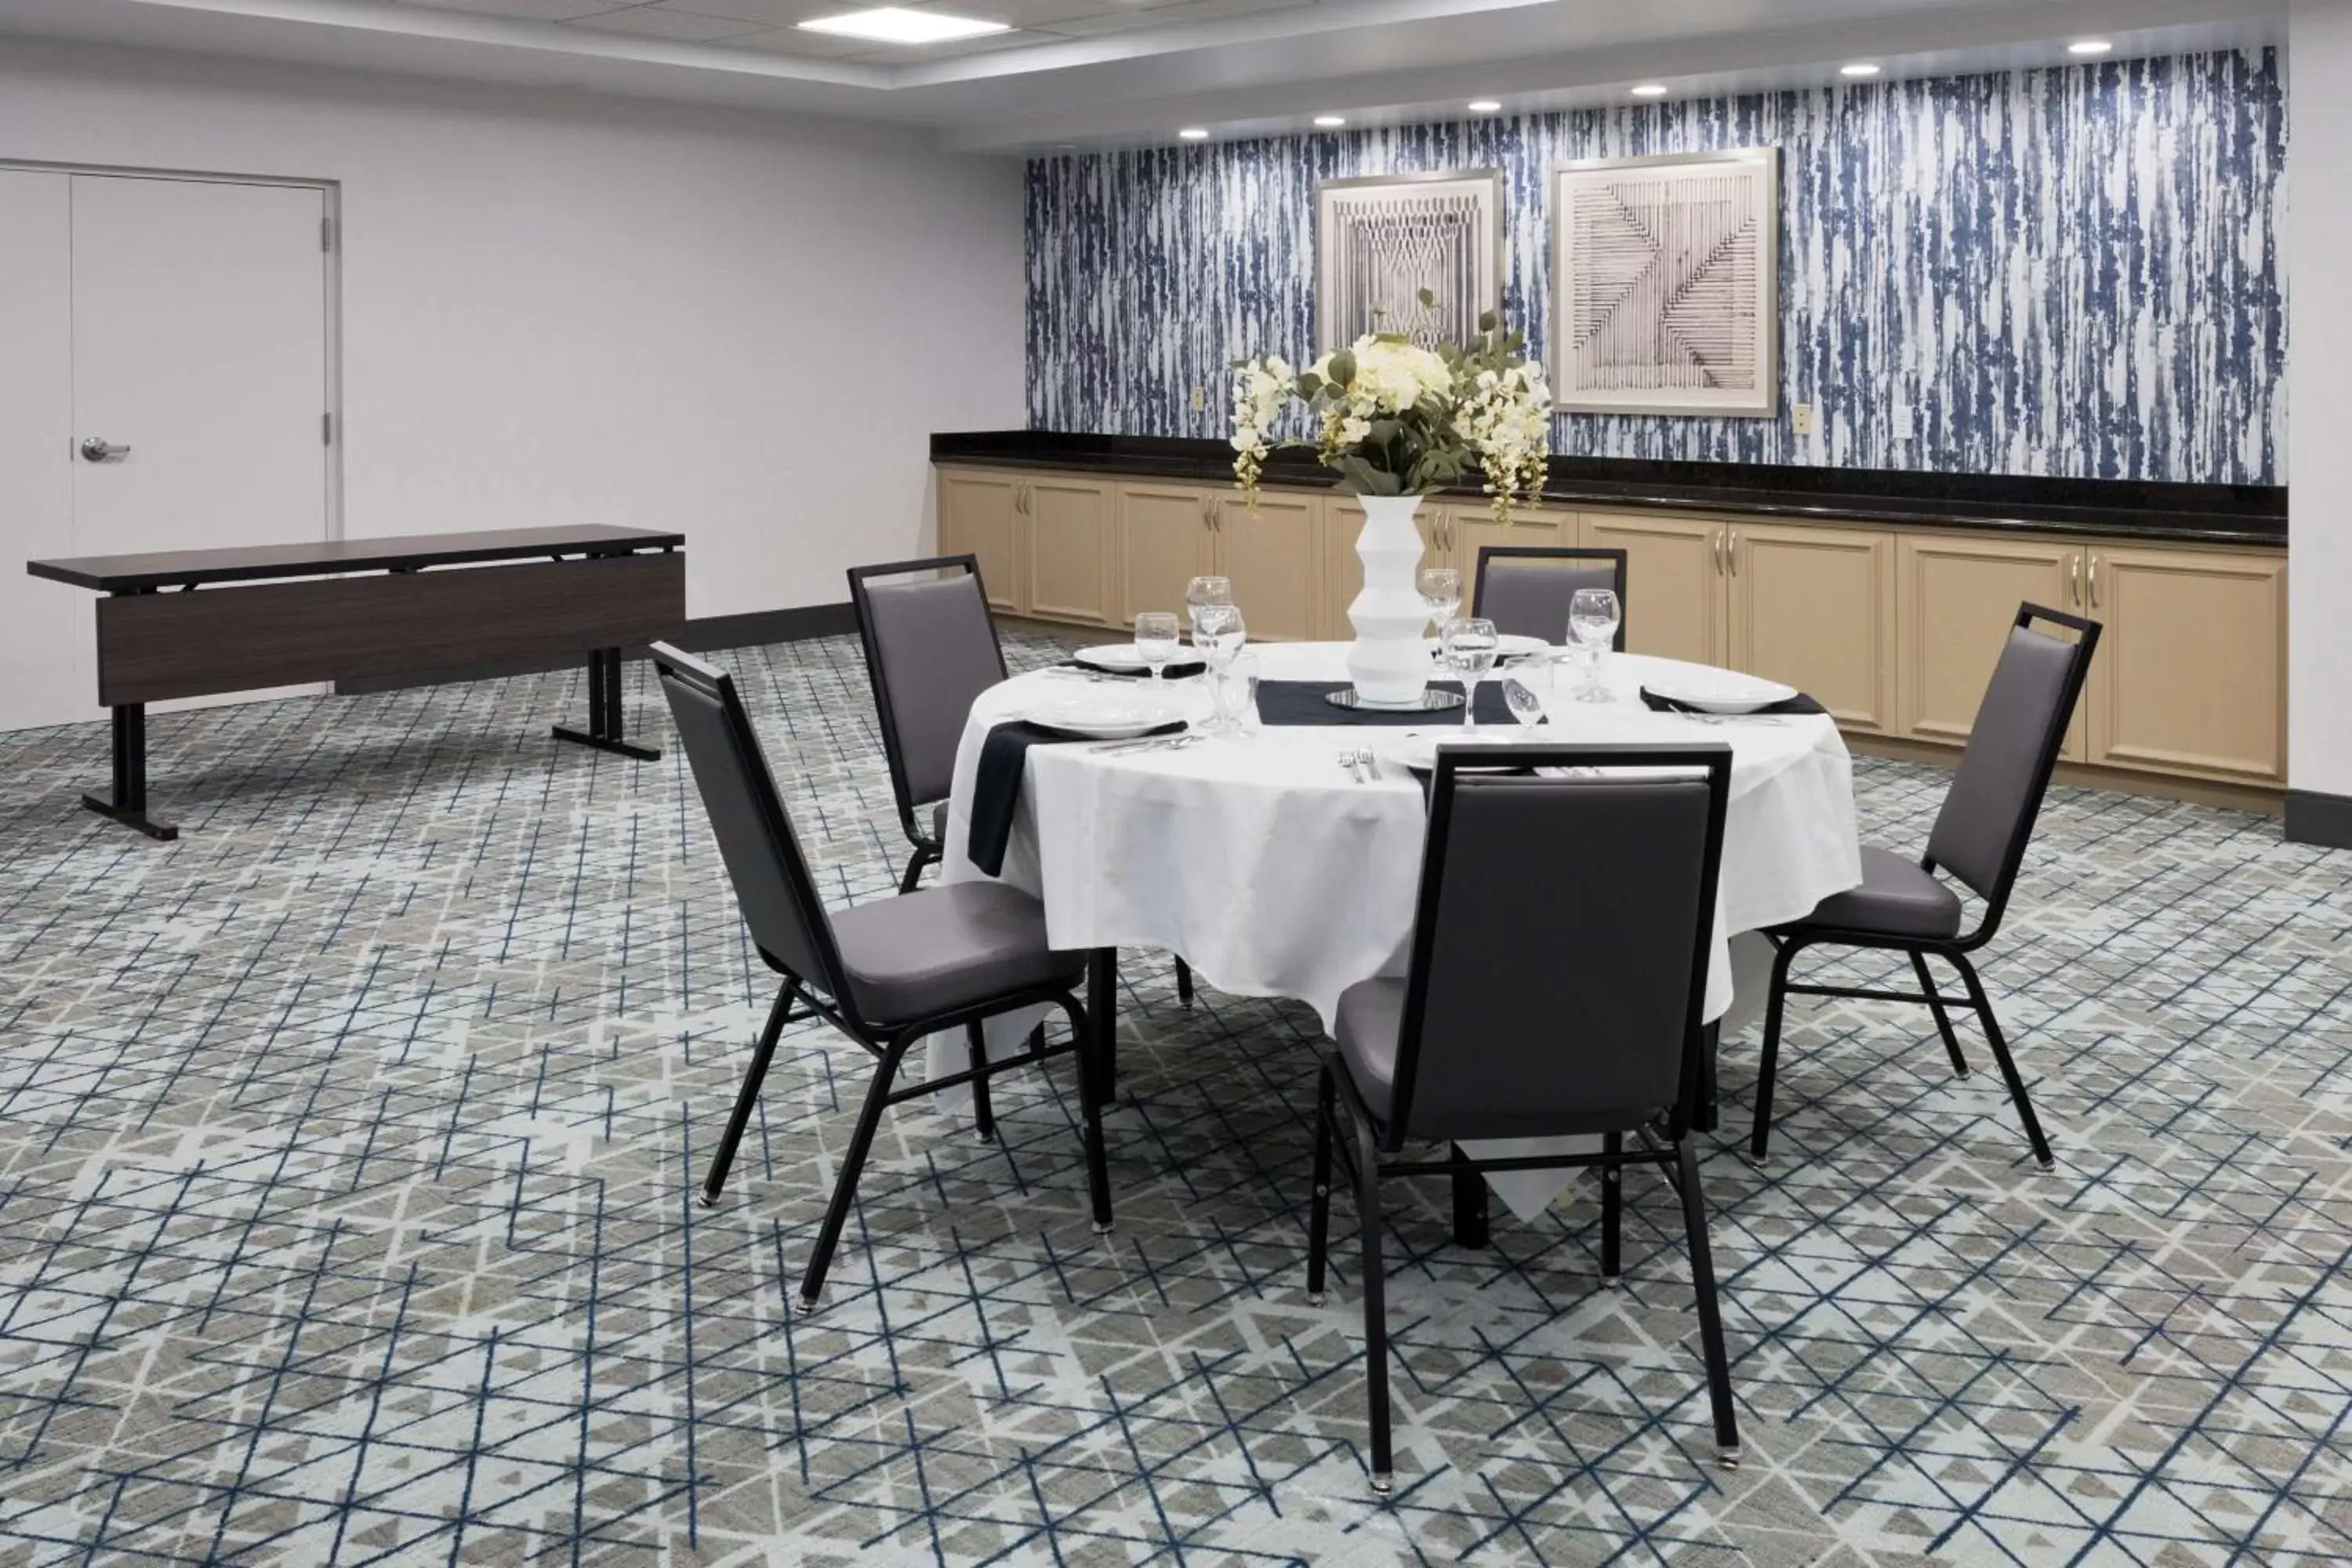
[653,645,848,997]
[1926,622,2088,900]
[858,571,1006,810]
[1391,750,1726,1143]
[1472,549,1628,648]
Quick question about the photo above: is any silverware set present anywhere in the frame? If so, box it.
[1088,732,1204,757]
[1338,746,1377,782]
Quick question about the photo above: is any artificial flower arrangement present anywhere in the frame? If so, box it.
[1230,290,1554,524]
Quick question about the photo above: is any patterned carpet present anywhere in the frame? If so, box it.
[0,630,2345,1566]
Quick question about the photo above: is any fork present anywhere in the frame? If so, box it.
[1339,746,1375,782]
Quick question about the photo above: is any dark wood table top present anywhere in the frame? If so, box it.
[27,524,684,592]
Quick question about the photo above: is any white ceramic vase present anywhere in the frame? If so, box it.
[1345,493,1432,708]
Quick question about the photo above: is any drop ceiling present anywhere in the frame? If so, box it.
[0,0,2285,151]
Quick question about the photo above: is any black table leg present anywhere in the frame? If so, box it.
[1449,1143,1490,1250]
[554,647,660,760]
[1695,1020,1721,1134]
[82,703,177,841]
[1087,949,1117,1110]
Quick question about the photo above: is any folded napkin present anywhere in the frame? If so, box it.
[966,718,1185,877]
[1256,679,1525,728]
[1639,686,1827,717]
[1065,657,1207,680]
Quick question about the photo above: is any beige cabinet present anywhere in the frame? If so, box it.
[1024,474,1113,626]
[936,468,1025,615]
[1578,510,1729,667]
[1116,483,1217,626]
[1730,522,1899,734]
[1896,532,2092,757]
[1218,490,1321,641]
[2082,543,2285,782]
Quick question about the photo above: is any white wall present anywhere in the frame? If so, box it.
[2289,2,2352,815]
[0,38,1023,652]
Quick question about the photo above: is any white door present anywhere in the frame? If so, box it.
[70,176,329,561]
[0,172,332,731]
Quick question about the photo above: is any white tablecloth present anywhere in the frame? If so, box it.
[935,643,1863,1218]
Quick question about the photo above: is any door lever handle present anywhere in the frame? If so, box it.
[79,437,129,463]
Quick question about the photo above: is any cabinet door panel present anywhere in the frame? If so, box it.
[1730,523,1897,732]
[1894,533,2085,757]
[1577,511,1726,666]
[938,470,1024,615]
[1324,499,1443,639]
[1117,485,1214,626]
[1027,476,1111,626]
[2085,546,2285,782]
[1218,491,1319,641]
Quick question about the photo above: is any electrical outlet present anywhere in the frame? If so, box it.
[1189,386,1207,412]
[1889,400,1915,440]
[1791,402,1817,437]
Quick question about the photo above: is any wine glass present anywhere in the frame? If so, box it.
[1440,616,1499,730]
[1186,575,1233,648]
[1417,568,1461,634]
[1568,588,1621,704]
[1193,603,1247,671]
[1504,654,1554,728]
[1213,648,1261,734]
[1134,612,1181,682]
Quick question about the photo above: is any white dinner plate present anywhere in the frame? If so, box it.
[1645,669,1799,714]
[1390,733,1532,773]
[1073,643,1150,673]
[1019,692,1184,740]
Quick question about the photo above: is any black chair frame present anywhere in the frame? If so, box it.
[847,554,1007,895]
[655,644,1112,1314]
[1305,745,1740,1494]
[1470,544,1630,651]
[1748,602,2103,1171]
[846,557,1195,1013]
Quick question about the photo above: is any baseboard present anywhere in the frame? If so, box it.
[334,602,857,695]
[1845,732,2286,816]
[2285,789,2352,850]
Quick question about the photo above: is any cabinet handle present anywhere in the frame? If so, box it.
[2068,554,2082,607]
[2088,554,2100,608]
[1711,529,1724,576]
[1728,529,1739,575]
[1018,481,1031,514]
[1210,498,1223,532]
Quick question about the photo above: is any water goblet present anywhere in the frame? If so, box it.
[1185,575,1233,648]
[1134,612,1181,683]
[1417,568,1461,635]
[1194,603,1247,671]
[1568,587,1621,704]
[1213,648,1261,735]
[1440,616,1499,730]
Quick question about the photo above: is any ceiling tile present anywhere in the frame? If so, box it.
[715,24,877,56]
[561,4,768,38]
[394,0,643,20]
[655,0,837,24]
[905,0,1120,27]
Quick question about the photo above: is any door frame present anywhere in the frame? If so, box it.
[2,157,345,542]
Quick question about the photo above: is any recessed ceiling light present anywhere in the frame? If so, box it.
[1840,62,1881,78]
[1630,83,1668,97]
[1467,99,1503,113]
[2068,38,2114,55]
[797,7,1009,44]
[1313,114,1347,128]
[1178,127,1210,140]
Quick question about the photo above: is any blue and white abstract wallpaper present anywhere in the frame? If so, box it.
[1025,49,2285,485]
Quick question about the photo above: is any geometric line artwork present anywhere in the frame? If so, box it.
[1554,151,1780,416]
[1317,171,1504,354]
[0,627,2346,1563]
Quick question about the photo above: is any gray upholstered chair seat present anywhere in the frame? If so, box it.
[1791,846,1963,938]
[1332,977,1407,1128]
[832,881,1083,1025]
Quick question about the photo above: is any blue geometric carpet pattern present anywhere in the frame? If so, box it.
[0,630,2345,1565]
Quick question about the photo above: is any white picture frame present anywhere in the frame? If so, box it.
[1316,169,1504,355]
[1550,150,1780,417]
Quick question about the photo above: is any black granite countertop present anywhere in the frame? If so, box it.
[931,432,2288,547]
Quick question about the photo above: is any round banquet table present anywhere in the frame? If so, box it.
[935,641,1864,1219]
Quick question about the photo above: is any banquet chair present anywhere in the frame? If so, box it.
[1471,545,1628,648]
[849,555,1196,1007]
[652,643,1112,1313]
[1305,743,1739,1494]
[1748,602,2101,1170]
